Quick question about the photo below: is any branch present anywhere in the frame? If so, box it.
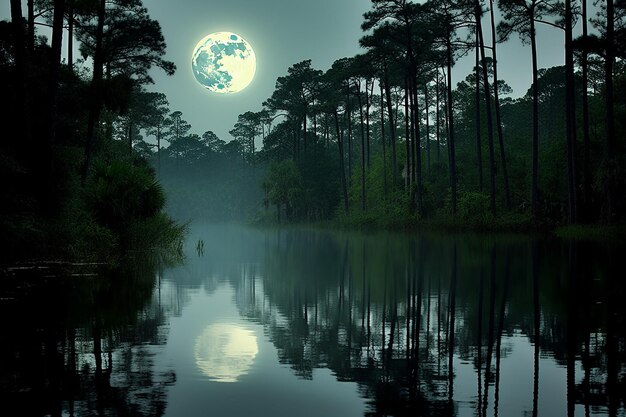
[535,19,564,31]
[34,20,53,28]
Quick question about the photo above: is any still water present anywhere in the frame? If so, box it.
[1,224,624,417]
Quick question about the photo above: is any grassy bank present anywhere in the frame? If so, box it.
[253,208,626,241]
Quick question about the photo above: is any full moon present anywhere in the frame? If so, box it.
[191,32,256,94]
[194,323,258,382]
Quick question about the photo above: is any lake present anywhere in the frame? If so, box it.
[1,223,624,417]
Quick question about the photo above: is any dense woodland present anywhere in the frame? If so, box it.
[231,0,626,228]
[1,0,626,260]
[127,0,626,229]
[1,0,185,260]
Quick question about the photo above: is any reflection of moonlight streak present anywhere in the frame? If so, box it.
[191,32,256,94]
[194,324,258,382]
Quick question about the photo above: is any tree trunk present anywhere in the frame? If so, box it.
[46,0,65,157]
[82,0,106,181]
[412,78,423,215]
[604,0,615,222]
[11,0,31,147]
[436,72,441,162]
[476,5,497,216]
[581,0,591,221]
[68,1,74,69]
[358,84,366,211]
[475,31,484,192]
[409,80,416,187]
[366,79,372,168]
[27,0,34,53]
[490,0,511,209]
[346,90,352,182]
[565,0,578,223]
[405,78,411,189]
[334,110,349,214]
[384,68,398,188]
[424,81,431,177]
[530,17,540,219]
[445,39,458,215]
[381,80,388,199]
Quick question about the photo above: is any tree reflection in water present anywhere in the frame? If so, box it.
[231,230,625,417]
[1,228,624,417]
[0,256,180,417]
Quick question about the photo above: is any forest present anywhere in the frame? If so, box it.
[1,1,625,416]
[1,0,625,259]
[228,0,626,229]
[1,0,186,260]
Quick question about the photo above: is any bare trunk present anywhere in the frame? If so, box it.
[436,72,441,162]
[476,6,497,215]
[565,0,578,223]
[68,1,74,68]
[604,0,615,222]
[409,80,416,187]
[11,0,32,149]
[384,68,398,187]
[358,85,366,211]
[424,81,431,177]
[490,0,511,209]
[405,78,411,189]
[346,91,352,181]
[412,78,423,215]
[475,31,483,192]
[446,39,457,215]
[27,0,34,53]
[381,80,388,199]
[581,0,591,221]
[366,80,372,168]
[334,110,349,214]
[82,0,106,181]
[530,17,539,219]
[46,0,65,156]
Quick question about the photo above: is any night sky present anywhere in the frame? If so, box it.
[1,0,584,143]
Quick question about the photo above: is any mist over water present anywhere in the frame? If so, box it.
[2,223,624,417]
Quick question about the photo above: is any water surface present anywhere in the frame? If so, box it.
[1,224,624,416]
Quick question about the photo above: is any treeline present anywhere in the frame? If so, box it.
[145,110,263,222]
[231,0,625,228]
[1,0,185,260]
[109,100,263,221]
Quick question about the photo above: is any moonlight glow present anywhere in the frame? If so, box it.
[191,32,256,94]
[194,324,258,382]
